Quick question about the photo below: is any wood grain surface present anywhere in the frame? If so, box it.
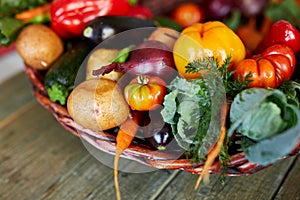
[0,72,299,200]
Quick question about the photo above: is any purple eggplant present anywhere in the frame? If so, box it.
[142,109,173,150]
[144,123,173,151]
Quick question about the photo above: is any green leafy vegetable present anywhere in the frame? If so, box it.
[161,77,212,162]
[0,0,48,18]
[152,16,182,32]
[241,104,300,165]
[0,17,25,46]
[47,83,74,105]
[229,88,289,139]
[223,9,242,31]
[0,14,50,46]
[161,57,229,162]
[185,56,252,99]
[264,0,300,28]
[278,80,300,107]
[229,88,300,165]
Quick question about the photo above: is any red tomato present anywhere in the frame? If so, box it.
[172,3,204,28]
[234,44,296,88]
[124,75,167,111]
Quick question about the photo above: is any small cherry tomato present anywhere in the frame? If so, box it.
[124,75,167,111]
[172,3,204,28]
[234,44,296,88]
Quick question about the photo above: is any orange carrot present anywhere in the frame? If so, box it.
[194,104,228,190]
[15,4,50,21]
[114,117,139,200]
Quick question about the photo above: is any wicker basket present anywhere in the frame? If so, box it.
[21,0,300,175]
[24,64,300,176]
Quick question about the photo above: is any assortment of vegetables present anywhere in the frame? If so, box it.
[2,0,300,199]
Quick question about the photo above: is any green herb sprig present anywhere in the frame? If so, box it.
[184,56,252,171]
[185,56,252,99]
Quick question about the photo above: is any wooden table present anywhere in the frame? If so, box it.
[1,72,299,200]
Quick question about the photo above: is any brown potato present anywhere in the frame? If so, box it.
[67,78,129,131]
[86,48,123,81]
[148,27,180,50]
[16,24,64,70]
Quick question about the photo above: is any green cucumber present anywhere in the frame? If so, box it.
[44,42,93,105]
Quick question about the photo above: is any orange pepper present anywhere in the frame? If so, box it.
[173,21,246,79]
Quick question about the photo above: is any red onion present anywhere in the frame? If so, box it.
[92,40,177,82]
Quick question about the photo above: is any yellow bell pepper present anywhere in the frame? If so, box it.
[173,21,246,79]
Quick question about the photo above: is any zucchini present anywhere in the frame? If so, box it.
[44,42,93,105]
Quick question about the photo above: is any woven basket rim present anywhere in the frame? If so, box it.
[24,64,300,176]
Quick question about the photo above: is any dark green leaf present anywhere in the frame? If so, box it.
[152,16,182,32]
[278,80,300,107]
[0,0,48,17]
[47,83,73,105]
[264,0,300,28]
[241,105,300,166]
[228,88,288,138]
[0,17,26,46]
[223,9,242,31]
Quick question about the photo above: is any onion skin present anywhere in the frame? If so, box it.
[92,40,176,82]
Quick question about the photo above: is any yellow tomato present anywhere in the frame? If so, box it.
[173,21,246,79]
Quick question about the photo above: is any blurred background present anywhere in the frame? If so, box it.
[0,47,23,84]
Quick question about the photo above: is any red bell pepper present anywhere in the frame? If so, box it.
[255,20,300,54]
[126,5,153,19]
[50,0,132,38]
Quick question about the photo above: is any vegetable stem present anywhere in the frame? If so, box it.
[137,74,149,85]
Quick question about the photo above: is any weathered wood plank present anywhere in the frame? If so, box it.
[41,140,177,200]
[0,72,33,121]
[0,72,178,200]
[0,102,88,200]
[274,156,300,200]
[156,157,298,200]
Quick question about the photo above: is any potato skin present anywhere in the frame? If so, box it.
[148,27,179,50]
[67,78,129,131]
[86,48,123,81]
[16,24,64,70]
